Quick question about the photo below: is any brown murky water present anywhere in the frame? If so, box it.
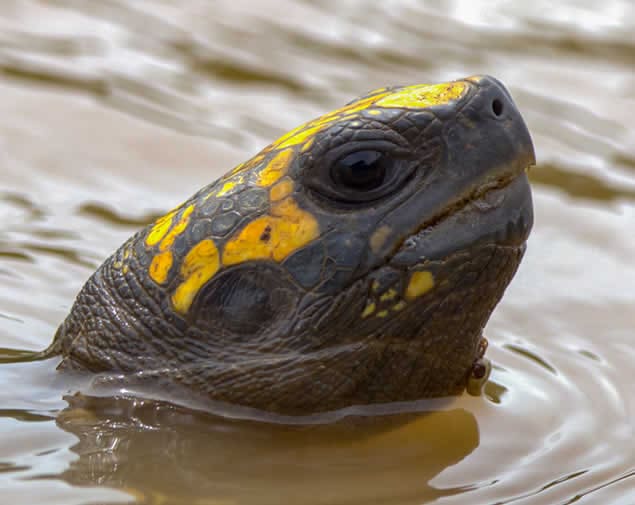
[1,1,634,504]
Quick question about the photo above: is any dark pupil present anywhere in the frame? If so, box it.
[335,151,386,190]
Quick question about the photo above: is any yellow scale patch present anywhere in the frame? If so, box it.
[145,210,177,247]
[229,153,265,177]
[300,137,315,152]
[361,302,376,319]
[257,148,294,187]
[360,288,407,320]
[379,288,398,302]
[271,93,390,150]
[172,239,220,314]
[223,197,319,265]
[216,179,240,197]
[276,124,325,150]
[375,82,467,109]
[268,81,465,152]
[149,250,173,285]
[370,225,392,253]
[146,204,195,284]
[270,177,294,201]
[392,300,407,312]
[405,271,435,300]
[159,205,194,251]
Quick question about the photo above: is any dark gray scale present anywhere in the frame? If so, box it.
[324,233,365,270]
[369,267,402,294]
[312,233,367,294]
[133,233,152,268]
[187,182,269,245]
[282,241,327,289]
[170,233,189,259]
[210,211,241,237]
[282,232,367,292]
[219,198,234,212]
[237,188,268,215]
[188,219,214,244]
[197,195,221,218]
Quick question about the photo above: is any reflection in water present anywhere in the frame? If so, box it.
[1,0,634,504]
[530,163,635,202]
[57,394,478,505]
[78,202,161,228]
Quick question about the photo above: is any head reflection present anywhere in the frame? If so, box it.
[56,393,479,505]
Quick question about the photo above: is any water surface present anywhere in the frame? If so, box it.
[1,1,634,504]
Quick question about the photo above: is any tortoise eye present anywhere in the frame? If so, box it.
[304,141,416,205]
[331,150,388,191]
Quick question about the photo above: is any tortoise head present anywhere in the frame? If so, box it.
[52,75,535,416]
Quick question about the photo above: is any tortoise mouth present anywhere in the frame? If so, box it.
[462,170,533,246]
[390,169,533,266]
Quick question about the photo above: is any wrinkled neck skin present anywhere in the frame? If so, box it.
[47,75,534,417]
[52,242,523,416]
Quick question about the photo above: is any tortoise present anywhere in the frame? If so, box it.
[42,75,535,416]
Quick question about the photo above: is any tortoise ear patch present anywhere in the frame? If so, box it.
[190,264,297,336]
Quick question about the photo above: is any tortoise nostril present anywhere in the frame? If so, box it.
[492,98,504,117]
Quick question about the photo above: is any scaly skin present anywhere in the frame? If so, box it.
[44,75,535,416]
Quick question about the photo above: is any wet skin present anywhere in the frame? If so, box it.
[43,75,535,416]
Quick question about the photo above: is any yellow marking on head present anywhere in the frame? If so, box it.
[367,109,382,116]
[379,289,398,302]
[216,180,237,197]
[159,204,194,251]
[149,250,173,284]
[122,264,129,275]
[306,115,338,130]
[222,197,319,265]
[361,302,376,318]
[367,86,387,95]
[339,113,359,122]
[230,161,245,175]
[276,124,325,149]
[257,149,294,187]
[270,178,294,202]
[113,260,123,270]
[172,239,220,314]
[230,153,265,176]
[123,248,131,260]
[272,93,391,150]
[370,225,392,253]
[392,300,407,311]
[376,310,389,318]
[146,210,176,247]
[272,123,308,149]
[405,271,435,300]
[306,112,355,130]
[371,280,380,292]
[336,93,390,116]
[376,82,467,109]
[301,137,315,152]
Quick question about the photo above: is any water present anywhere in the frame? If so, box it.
[1,1,634,504]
